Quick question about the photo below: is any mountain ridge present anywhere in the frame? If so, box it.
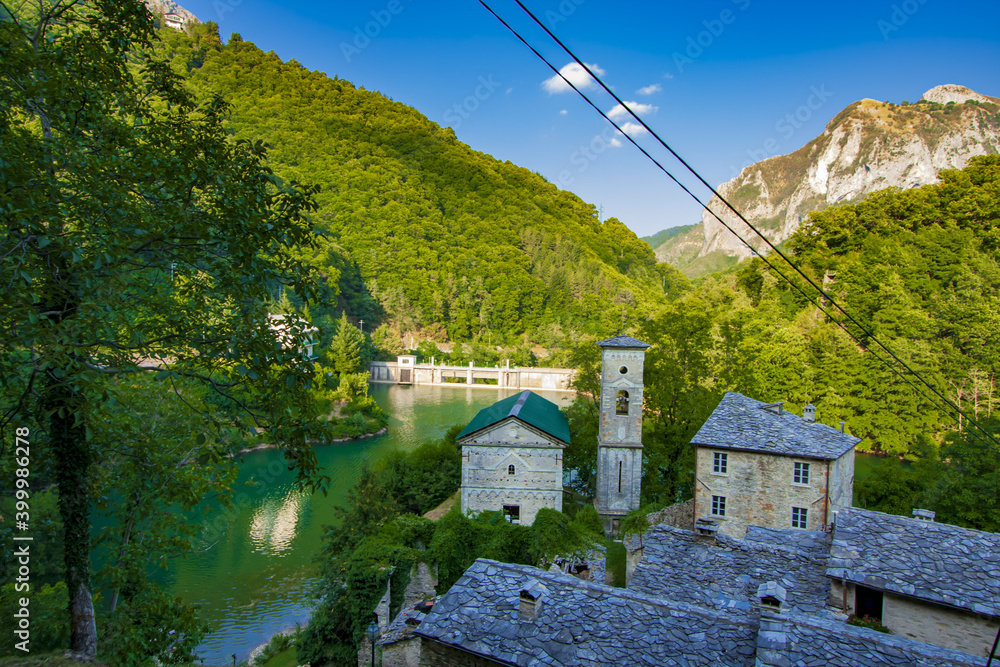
[654,84,1000,276]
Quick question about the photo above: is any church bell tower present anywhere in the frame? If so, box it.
[595,335,650,533]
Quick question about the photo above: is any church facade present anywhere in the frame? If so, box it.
[457,390,569,526]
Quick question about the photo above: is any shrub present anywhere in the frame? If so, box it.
[847,614,890,633]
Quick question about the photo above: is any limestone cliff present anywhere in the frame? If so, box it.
[655,85,1000,272]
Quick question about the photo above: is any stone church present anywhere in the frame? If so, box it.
[457,335,650,529]
[457,389,570,526]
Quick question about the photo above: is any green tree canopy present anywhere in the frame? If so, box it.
[1,0,329,655]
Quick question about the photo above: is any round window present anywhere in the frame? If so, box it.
[619,366,628,375]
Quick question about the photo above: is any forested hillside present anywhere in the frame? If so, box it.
[151,21,671,345]
[564,156,1000,525]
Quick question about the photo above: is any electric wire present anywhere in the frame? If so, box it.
[509,0,1000,455]
[480,0,1000,454]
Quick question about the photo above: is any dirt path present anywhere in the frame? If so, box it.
[422,490,460,521]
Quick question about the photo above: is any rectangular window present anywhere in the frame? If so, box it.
[711,495,726,517]
[503,504,520,525]
[713,452,728,474]
[793,461,810,485]
[791,507,808,529]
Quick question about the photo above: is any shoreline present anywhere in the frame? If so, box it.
[234,426,389,456]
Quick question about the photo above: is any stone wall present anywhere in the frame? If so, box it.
[830,581,999,660]
[694,447,831,538]
[460,418,564,526]
[382,637,422,667]
[828,448,854,512]
[419,640,506,666]
[402,562,438,610]
[883,592,999,659]
[755,610,984,667]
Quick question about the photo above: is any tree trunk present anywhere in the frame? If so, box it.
[49,378,97,656]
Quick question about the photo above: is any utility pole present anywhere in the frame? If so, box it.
[598,204,603,222]
[359,318,364,333]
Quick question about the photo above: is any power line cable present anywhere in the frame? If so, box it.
[510,0,1000,454]
[480,0,1000,454]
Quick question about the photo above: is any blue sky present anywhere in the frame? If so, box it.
[174,0,1000,238]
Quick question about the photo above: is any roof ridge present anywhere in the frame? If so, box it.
[508,390,531,418]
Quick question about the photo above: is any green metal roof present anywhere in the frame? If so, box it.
[457,390,570,444]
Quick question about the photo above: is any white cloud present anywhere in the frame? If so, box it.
[663,72,674,79]
[619,122,648,137]
[559,109,568,115]
[607,100,658,121]
[637,83,662,96]
[608,137,623,148]
[542,62,606,94]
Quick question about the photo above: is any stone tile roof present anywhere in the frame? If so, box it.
[457,390,570,444]
[691,392,860,460]
[629,524,832,615]
[756,612,984,667]
[416,558,759,666]
[827,507,1000,617]
[595,335,650,349]
[376,598,437,647]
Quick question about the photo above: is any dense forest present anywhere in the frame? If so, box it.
[150,21,677,348]
[560,155,1000,528]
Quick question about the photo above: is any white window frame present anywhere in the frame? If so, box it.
[711,495,726,517]
[713,451,728,475]
[793,461,810,486]
[791,506,808,529]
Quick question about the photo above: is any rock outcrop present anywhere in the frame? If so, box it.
[656,85,1000,271]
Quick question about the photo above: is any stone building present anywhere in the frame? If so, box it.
[594,335,650,533]
[411,551,981,666]
[827,507,1000,660]
[458,390,569,526]
[691,392,858,538]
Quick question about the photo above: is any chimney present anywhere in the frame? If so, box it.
[803,404,816,423]
[757,581,787,613]
[839,421,845,433]
[912,509,936,522]
[519,581,546,621]
[694,517,721,539]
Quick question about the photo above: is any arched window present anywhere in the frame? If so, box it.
[508,464,516,475]
[616,390,630,415]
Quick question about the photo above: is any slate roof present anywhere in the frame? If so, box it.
[377,598,436,647]
[629,524,832,615]
[416,558,759,666]
[826,507,1000,617]
[756,611,983,667]
[691,392,860,460]
[457,390,570,444]
[595,334,650,349]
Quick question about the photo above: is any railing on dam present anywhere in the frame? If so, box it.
[369,357,576,392]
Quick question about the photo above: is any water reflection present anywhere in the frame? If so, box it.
[183,384,573,664]
[248,490,306,555]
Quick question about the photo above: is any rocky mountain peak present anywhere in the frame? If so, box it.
[654,85,1000,276]
[922,84,997,106]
